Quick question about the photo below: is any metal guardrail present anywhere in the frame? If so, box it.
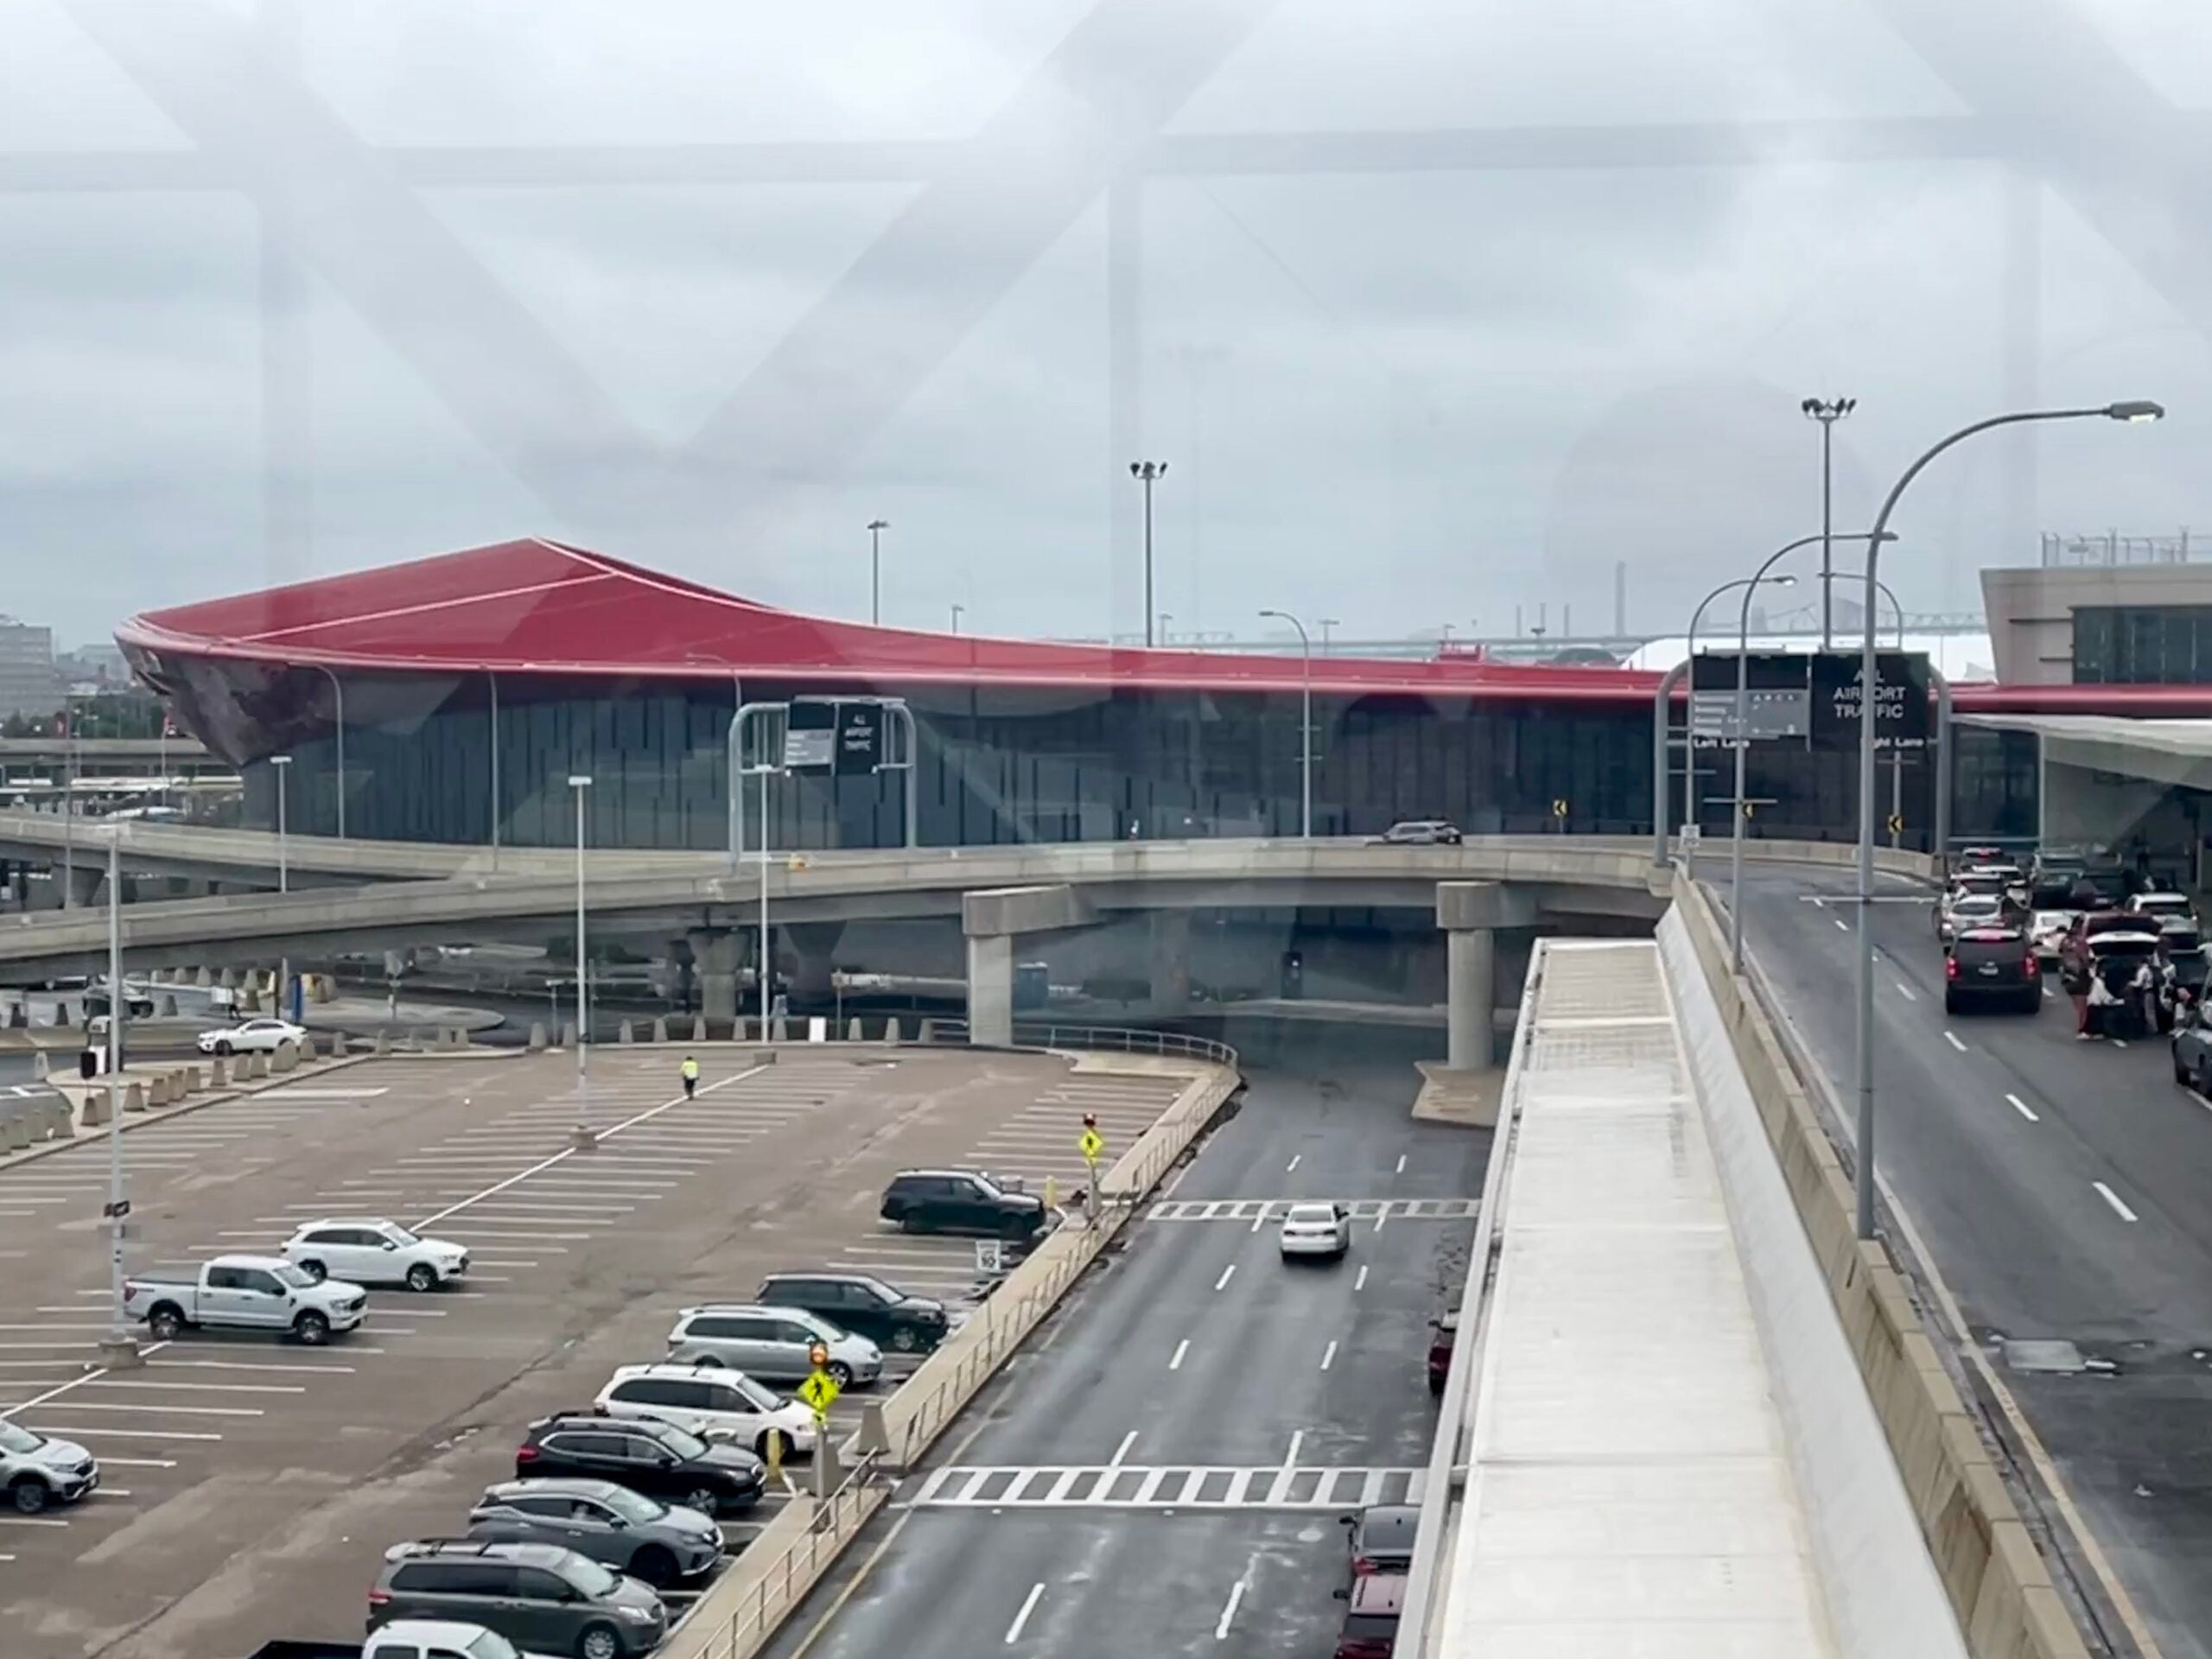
[924,1019,1239,1069]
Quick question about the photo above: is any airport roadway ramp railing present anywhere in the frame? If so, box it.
[1403,931,1970,1659]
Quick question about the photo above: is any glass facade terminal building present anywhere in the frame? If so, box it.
[117,540,2212,854]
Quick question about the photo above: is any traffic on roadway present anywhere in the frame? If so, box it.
[1733,854,2212,1659]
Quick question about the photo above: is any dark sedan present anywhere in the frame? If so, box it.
[756,1271,951,1355]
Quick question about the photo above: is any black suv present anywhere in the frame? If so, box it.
[880,1169,1047,1240]
[756,1271,951,1354]
[370,1538,664,1659]
[1945,926,2040,1014]
[517,1412,765,1517]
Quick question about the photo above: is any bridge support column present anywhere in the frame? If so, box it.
[1446,926,1496,1071]
[1148,911,1192,1013]
[967,934,1014,1047]
[786,921,845,1002]
[688,928,741,1024]
[963,886,1093,1048]
[1436,881,1536,1072]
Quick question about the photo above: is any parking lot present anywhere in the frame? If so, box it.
[1,1046,1188,1659]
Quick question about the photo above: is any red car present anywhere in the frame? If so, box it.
[1332,1571,1405,1658]
[1427,1311,1457,1396]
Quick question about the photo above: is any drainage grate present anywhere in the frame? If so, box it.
[2002,1338,2087,1373]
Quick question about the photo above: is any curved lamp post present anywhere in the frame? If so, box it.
[1851,401,2164,1241]
[1727,535,1892,972]
[1258,609,1313,838]
[1679,574,1796,838]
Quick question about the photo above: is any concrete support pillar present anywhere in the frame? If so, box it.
[786,921,845,1002]
[967,933,1014,1048]
[1446,927,1496,1071]
[688,928,742,1024]
[1148,910,1192,1011]
[67,864,103,908]
[1437,881,1535,1074]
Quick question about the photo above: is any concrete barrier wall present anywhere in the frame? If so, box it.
[1658,906,1967,1659]
[1668,872,2088,1659]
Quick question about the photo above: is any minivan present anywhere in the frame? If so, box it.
[370,1539,664,1659]
[593,1363,817,1460]
[665,1304,883,1387]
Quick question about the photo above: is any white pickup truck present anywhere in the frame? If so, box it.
[123,1254,369,1345]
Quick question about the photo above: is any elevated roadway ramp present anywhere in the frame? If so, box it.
[1409,934,1968,1659]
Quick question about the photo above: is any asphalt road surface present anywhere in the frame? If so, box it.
[1729,861,2212,1659]
[3,1046,1188,1659]
[760,1028,1485,1659]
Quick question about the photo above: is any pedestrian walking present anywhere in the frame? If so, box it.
[680,1053,699,1099]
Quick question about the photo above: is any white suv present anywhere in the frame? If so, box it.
[283,1218,469,1292]
[593,1363,817,1460]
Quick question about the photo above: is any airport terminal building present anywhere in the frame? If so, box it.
[115,538,2206,855]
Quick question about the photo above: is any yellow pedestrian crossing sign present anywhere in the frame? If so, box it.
[797,1369,840,1419]
[1079,1127,1104,1166]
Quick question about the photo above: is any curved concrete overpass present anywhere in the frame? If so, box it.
[0,835,1937,986]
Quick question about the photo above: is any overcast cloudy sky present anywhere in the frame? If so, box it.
[2,0,2209,651]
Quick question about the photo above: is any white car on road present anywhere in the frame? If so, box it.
[594,1363,817,1460]
[2030,909,2077,964]
[283,1217,470,1293]
[1279,1202,1352,1261]
[197,1017,306,1056]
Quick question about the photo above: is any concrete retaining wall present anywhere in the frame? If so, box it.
[1658,905,1967,1659]
[1668,872,2087,1659]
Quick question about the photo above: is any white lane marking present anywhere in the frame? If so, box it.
[1109,1430,1137,1467]
[1213,1263,1236,1293]
[0,1342,171,1421]
[1320,1340,1338,1371]
[1943,1031,1967,1052]
[1005,1582,1045,1644]
[2113,1039,2130,1050]
[1353,1264,1369,1292]
[1215,1576,1248,1640]
[2005,1094,2039,1123]
[2043,982,2054,1000]
[1393,1154,1407,1174]
[1894,982,1917,1002]
[1285,1155,1300,1173]
[1169,1339,1189,1371]
[1248,1211,1267,1234]
[2093,1181,2139,1223]
[1834,918,1850,931]
[1373,1209,1389,1233]
[1282,1429,1303,1468]
[412,1067,761,1230]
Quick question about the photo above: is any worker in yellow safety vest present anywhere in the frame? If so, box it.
[680,1055,700,1100]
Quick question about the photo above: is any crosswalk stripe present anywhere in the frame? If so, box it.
[1144,1198,1478,1223]
[906,1464,1427,1511]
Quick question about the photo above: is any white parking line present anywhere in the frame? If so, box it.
[96,1456,175,1467]
[1942,1031,1967,1052]
[5,1401,263,1417]
[1004,1582,1045,1645]
[2093,1181,2139,1223]
[26,1424,223,1441]
[1214,1576,1248,1641]
[2005,1094,2039,1122]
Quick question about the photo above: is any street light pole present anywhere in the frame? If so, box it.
[1259,609,1313,838]
[1129,461,1167,645]
[272,755,292,1022]
[315,666,347,838]
[867,519,888,626]
[752,763,775,1034]
[1318,618,1338,655]
[1802,397,1857,648]
[96,824,138,1369]
[1850,400,2163,1241]
[950,602,964,635]
[568,774,594,1150]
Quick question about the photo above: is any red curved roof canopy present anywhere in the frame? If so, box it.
[116,535,2212,715]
